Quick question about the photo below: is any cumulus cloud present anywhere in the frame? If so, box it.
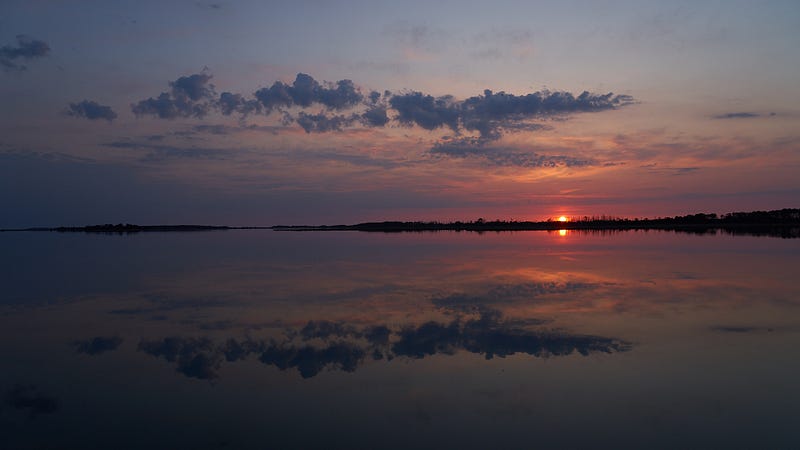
[360,105,390,127]
[132,73,216,119]
[216,91,261,116]
[459,89,633,139]
[390,92,460,131]
[296,111,355,133]
[66,100,118,122]
[131,71,633,146]
[253,73,363,112]
[0,35,50,71]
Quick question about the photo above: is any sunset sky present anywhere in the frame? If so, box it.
[2,0,799,227]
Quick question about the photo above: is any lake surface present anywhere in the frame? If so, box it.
[1,229,799,449]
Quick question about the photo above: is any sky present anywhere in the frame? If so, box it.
[1,0,799,227]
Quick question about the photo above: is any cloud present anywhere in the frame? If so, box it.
[133,71,632,142]
[430,138,596,168]
[73,336,123,355]
[171,73,215,101]
[0,35,50,71]
[66,100,118,122]
[360,106,390,127]
[390,92,460,131]
[216,92,261,116]
[713,112,761,119]
[132,73,215,119]
[460,89,633,139]
[4,385,59,418]
[254,73,363,112]
[296,111,356,133]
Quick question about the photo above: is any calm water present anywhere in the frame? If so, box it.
[1,229,799,449]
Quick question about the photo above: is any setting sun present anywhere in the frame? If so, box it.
[558,216,569,222]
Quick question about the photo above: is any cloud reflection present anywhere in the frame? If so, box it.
[3,385,59,418]
[136,308,631,380]
[73,336,123,355]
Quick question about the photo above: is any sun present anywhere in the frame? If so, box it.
[558,216,569,222]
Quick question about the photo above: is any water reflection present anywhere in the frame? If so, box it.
[136,308,631,380]
[74,336,124,355]
[3,385,60,418]
[1,229,799,449]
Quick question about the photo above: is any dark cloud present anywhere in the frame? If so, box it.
[368,90,382,104]
[4,385,59,418]
[73,336,123,355]
[389,92,460,131]
[430,138,596,168]
[0,35,50,71]
[216,92,261,116]
[360,106,390,127]
[171,73,214,101]
[460,89,634,138]
[296,112,355,133]
[713,112,760,119]
[254,73,363,112]
[132,71,632,144]
[132,73,215,119]
[66,100,118,122]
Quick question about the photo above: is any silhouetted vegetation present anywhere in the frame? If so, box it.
[3,208,798,238]
[272,208,800,238]
[1,223,233,234]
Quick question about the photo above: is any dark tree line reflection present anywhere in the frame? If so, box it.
[133,308,631,380]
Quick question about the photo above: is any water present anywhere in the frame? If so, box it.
[1,229,798,449]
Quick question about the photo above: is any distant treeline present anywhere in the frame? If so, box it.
[4,208,798,238]
[272,208,800,238]
[51,224,231,233]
